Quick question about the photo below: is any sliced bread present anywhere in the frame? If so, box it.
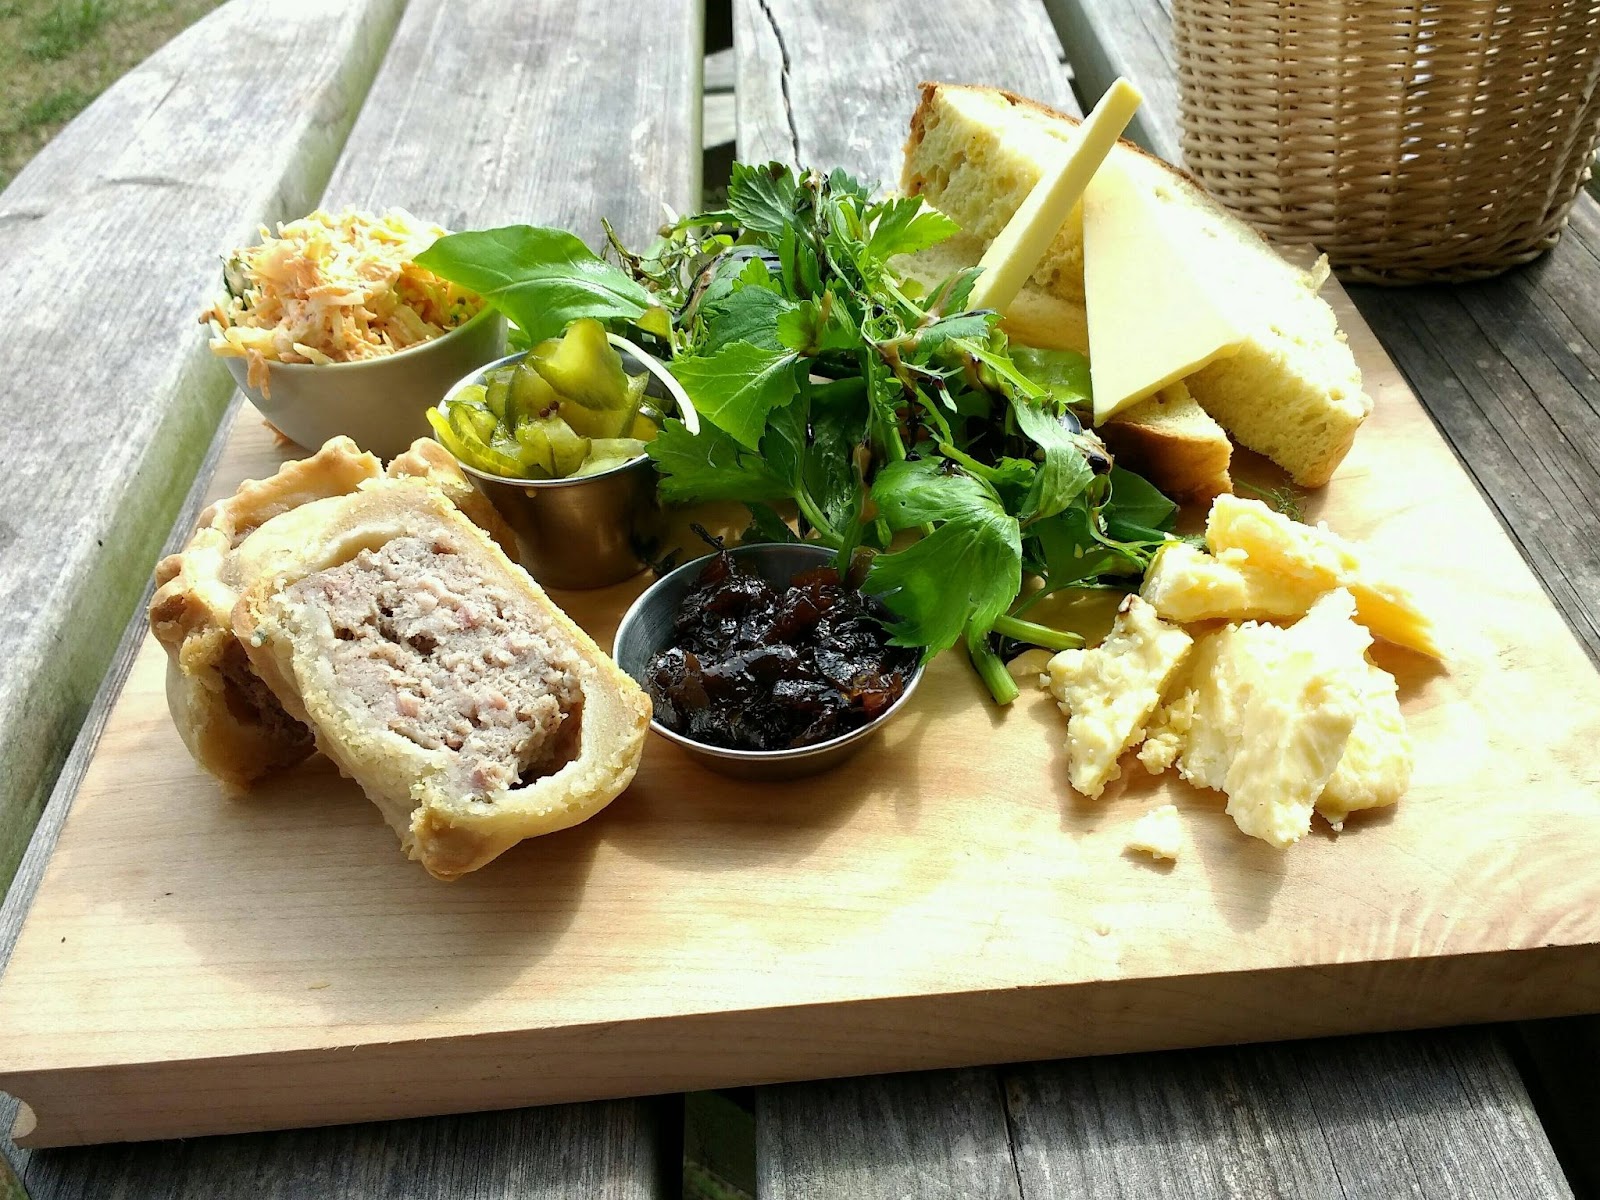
[901,82,1372,488]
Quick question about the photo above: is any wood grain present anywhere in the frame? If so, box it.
[5,285,1600,1146]
[14,1099,677,1200]
[734,0,1078,179]
[757,1070,1022,1200]
[317,0,702,247]
[0,0,406,900]
[1003,1031,1571,1199]
[754,1031,1573,1200]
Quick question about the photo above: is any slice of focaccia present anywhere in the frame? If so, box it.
[233,478,650,880]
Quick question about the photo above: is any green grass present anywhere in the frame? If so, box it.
[25,0,111,61]
[0,0,225,190]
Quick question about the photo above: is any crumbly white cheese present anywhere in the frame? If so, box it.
[1044,595,1193,798]
[1125,804,1183,861]
[1316,658,1413,830]
[1175,590,1367,847]
[1137,688,1194,775]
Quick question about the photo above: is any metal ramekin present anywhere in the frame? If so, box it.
[612,543,926,780]
[437,334,699,590]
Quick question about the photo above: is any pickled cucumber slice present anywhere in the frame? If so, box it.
[508,360,561,428]
[589,437,649,461]
[529,317,629,410]
[542,414,591,476]
[483,370,512,420]
[571,456,635,478]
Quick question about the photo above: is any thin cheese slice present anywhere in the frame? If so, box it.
[967,78,1143,315]
[1082,157,1246,423]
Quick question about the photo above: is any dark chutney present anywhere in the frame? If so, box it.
[644,551,919,751]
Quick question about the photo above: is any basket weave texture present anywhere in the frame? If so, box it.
[1173,0,1600,283]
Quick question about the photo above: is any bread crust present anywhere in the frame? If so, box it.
[148,437,385,786]
[903,82,1271,255]
[232,479,650,880]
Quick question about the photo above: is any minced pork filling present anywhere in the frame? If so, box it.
[286,536,583,796]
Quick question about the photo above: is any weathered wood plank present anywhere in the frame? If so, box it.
[1039,0,1174,157]
[15,1098,676,1200]
[756,1070,1021,1200]
[3,0,701,1193]
[1003,1031,1571,1199]
[735,0,1078,181]
[0,0,407,901]
[318,0,701,246]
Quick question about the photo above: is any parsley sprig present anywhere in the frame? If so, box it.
[418,162,1180,704]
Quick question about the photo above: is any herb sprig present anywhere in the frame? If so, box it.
[418,162,1180,704]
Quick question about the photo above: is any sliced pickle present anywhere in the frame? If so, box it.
[628,411,659,441]
[557,395,627,440]
[511,421,555,477]
[483,370,512,420]
[589,437,648,460]
[571,456,634,478]
[542,414,591,476]
[528,317,629,410]
[508,360,561,428]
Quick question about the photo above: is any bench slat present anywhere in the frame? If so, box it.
[0,0,406,904]
[735,0,1079,181]
[757,1070,1021,1200]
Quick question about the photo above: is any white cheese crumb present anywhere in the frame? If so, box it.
[1125,804,1183,861]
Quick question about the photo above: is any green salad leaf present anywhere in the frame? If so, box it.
[415,225,650,344]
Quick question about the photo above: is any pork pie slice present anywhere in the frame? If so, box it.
[149,436,517,788]
[232,478,650,879]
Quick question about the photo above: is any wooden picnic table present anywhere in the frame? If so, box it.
[0,0,1596,1195]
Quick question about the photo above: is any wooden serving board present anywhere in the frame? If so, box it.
[3,287,1600,1148]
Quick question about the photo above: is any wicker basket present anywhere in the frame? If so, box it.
[1173,0,1600,283]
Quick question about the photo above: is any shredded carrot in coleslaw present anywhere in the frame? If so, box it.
[201,208,484,395]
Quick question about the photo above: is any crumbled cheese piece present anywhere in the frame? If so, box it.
[1137,689,1194,774]
[1317,659,1412,829]
[1176,591,1366,847]
[1205,495,1441,659]
[1141,541,1322,624]
[1045,595,1193,798]
[1125,804,1183,861]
